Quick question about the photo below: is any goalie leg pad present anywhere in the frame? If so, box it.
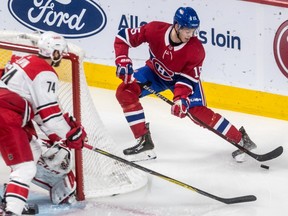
[50,171,77,205]
[33,144,75,204]
[33,169,77,205]
[30,136,43,163]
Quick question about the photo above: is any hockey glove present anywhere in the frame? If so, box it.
[63,112,81,128]
[65,126,87,150]
[171,97,190,118]
[115,55,134,84]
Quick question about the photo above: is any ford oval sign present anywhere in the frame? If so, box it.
[8,0,107,38]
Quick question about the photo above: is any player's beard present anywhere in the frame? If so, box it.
[51,60,61,67]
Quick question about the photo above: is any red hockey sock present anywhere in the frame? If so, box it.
[123,102,148,138]
[190,106,242,143]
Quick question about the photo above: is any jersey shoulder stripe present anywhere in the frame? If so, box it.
[14,55,58,81]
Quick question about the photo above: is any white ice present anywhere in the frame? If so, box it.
[1,87,287,216]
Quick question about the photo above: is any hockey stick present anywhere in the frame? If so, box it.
[142,84,283,162]
[84,144,256,204]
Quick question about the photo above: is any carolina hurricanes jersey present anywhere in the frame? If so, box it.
[1,54,70,139]
[114,21,205,98]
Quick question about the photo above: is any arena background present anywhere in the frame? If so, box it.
[1,0,288,120]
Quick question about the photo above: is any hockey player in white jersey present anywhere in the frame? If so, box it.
[0,31,87,216]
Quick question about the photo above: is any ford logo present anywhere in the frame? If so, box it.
[8,0,107,38]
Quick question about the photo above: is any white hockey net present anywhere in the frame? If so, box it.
[0,31,147,200]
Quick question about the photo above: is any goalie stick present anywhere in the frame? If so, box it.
[84,144,256,204]
[142,84,283,162]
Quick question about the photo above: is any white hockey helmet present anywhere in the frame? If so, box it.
[38,31,67,64]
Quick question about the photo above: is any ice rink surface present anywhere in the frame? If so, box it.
[1,87,287,216]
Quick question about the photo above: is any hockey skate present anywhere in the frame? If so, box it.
[232,126,257,163]
[0,203,38,215]
[123,123,157,162]
[0,202,16,216]
[0,210,17,216]
[0,202,5,216]
[1,193,38,215]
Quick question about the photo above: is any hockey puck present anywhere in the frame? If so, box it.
[260,164,270,170]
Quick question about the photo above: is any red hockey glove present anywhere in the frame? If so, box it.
[63,112,81,128]
[115,55,134,84]
[171,97,190,118]
[48,113,87,149]
[65,126,87,150]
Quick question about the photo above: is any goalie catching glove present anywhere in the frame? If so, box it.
[115,55,134,84]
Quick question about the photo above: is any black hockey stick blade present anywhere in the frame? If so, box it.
[142,84,284,162]
[250,146,283,162]
[84,144,256,204]
[218,195,257,204]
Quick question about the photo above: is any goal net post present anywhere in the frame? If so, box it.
[0,31,147,200]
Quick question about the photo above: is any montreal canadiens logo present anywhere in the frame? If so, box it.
[273,20,288,79]
[152,59,174,81]
[8,0,107,38]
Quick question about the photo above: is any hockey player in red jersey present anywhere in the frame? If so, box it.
[114,7,257,162]
[0,31,87,215]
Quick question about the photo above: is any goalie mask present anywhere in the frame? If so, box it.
[38,31,67,67]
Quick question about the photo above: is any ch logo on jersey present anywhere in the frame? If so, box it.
[152,58,174,81]
[273,20,288,79]
[8,0,107,38]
